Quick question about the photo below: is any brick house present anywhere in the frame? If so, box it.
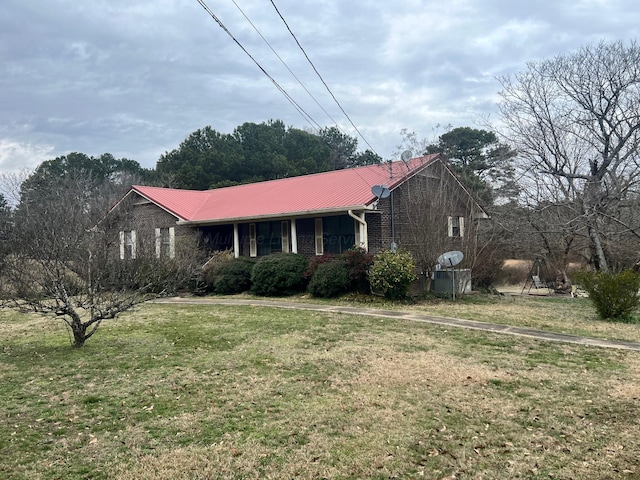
[105,154,488,263]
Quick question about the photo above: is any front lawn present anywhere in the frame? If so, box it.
[1,303,639,479]
[293,292,640,343]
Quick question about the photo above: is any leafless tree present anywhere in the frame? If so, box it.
[0,171,202,347]
[395,162,495,290]
[393,126,452,160]
[498,40,640,271]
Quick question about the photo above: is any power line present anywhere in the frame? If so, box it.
[193,0,380,188]
[223,1,381,188]
[229,0,345,132]
[268,0,380,156]
[194,0,323,131]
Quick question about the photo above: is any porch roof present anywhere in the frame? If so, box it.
[132,155,439,224]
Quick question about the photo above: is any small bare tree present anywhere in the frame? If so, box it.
[0,170,202,347]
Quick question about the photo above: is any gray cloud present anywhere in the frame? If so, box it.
[1,0,639,171]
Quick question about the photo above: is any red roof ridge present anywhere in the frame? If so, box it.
[131,155,440,223]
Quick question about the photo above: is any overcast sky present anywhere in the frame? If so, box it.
[1,0,639,172]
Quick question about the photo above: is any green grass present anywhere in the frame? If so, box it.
[1,303,640,479]
[289,290,640,343]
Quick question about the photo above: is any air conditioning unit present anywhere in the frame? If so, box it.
[432,269,472,294]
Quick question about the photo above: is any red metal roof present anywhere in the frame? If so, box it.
[133,155,439,224]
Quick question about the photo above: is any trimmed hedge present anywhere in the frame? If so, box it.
[208,257,256,294]
[250,253,308,296]
[308,260,351,298]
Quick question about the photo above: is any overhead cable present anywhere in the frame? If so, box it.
[229,0,345,132]
[269,0,380,155]
[195,0,322,131]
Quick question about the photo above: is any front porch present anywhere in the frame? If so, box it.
[196,212,372,259]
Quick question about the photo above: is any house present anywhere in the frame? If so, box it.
[105,154,489,265]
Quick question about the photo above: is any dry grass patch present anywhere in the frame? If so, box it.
[2,304,640,479]
[351,346,509,388]
[114,436,347,480]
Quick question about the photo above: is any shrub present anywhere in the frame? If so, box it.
[369,250,417,300]
[208,257,256,294]
[99,257,197,294]
[251,253,308,296]
[304,254,335,281]
[574,269,640,321]
[308,260,351,298]
[199,250,235,293]
[341,246,374,293]
[472,249,506,290]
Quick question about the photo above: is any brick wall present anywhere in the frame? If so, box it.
[106,192,195,259]
[364,211,384,254]
[107,162,478,264]
[370,161,476,264]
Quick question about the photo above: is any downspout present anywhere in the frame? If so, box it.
[348,210,368,251]
[390,190,396,251]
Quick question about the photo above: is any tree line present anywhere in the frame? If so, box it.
[2,39,640,347]
[154,120,383,189]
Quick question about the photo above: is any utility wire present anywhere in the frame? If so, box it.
[269,0,380,155]
[228,0,382,190]
[229,0,345,132]
[195,0,322,131]
[194,0,381,191]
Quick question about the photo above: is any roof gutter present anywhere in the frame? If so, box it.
[176,204,375,226]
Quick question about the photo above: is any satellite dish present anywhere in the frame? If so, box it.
[401,150,412,163]
[437,250,464,268]
[371,184,390,199]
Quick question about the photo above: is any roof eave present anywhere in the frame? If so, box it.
[132,186,186,222]
[176,204,374,226]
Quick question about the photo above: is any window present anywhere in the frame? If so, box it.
[281,221,290,254]
[249,221,288,257]
[322,216,356,254]
[257,221,283,256]
[119,230,137,259]
[155,227,175,259]
[448,216,465,237]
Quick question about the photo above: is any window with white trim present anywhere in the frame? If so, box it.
[119,230,137,259]
[247,221,289,256]
[322,216,356,254]
[448,216,465,238]
[155,227,175,259]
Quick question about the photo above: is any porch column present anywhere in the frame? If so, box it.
[291,218,298,253]
[348,210,368,251]
[233,223,240,258]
